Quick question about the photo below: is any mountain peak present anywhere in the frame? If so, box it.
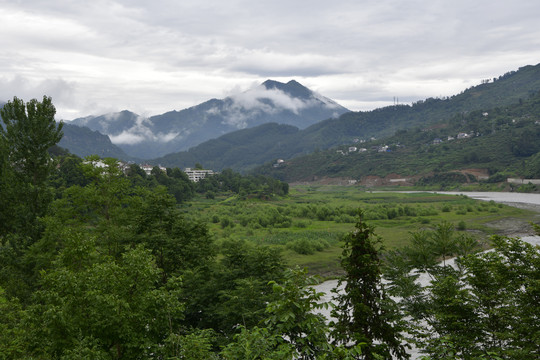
[261,79,313,99]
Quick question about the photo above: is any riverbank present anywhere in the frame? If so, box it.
[402,191,540,237]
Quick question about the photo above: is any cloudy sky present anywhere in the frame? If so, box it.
[1,0,540,120]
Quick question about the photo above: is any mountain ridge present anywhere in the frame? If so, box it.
[69,80,350,159]
[152,63,540,174]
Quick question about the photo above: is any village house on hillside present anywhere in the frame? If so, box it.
[140,163,167,176]
[184,167,215,182]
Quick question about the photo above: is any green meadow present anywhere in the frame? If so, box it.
[182,185,539,277]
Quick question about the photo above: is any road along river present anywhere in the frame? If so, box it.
[312,191,540,358]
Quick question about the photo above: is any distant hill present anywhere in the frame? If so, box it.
[253,88,540,184]
[59,123,134,160]
[69,80,349,159]
[153,122,300,171]
[154,63,540,173]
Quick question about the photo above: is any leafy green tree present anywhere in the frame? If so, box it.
[0,287,25,359]
[429,221,458,266]
[220,325,295,360]
[49,155,88,192]
[25,237,184,359]
[134,186,215,278]
[265,268,333,359]
[165,329,218,360]
[182,239,283,334]
[331,211,408,360]
[387,232,539,359]
[0,137,18,239]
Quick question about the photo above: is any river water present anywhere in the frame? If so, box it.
[312,191,540,358]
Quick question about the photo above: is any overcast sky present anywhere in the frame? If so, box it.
[1,0,540,120]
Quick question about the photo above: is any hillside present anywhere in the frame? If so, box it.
[153,122,300,171]
[254,90,540,185]
[59,123,134,160]
[155,63,540,173]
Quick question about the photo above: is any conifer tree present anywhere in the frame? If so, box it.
[0,96,63,243]
[331,211,408,360]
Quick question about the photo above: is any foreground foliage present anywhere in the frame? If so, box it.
[385,231,540,359]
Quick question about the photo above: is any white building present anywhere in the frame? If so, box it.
[184,168,214,182]
[140,164,166,176]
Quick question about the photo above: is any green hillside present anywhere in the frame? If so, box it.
[154,122,300,171]
[254,89,540,185]
[59,123,136,160]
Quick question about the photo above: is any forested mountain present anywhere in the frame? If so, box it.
[154,63,540,173]
[59,123,135,160]
[254,89,540,184]
[153,122,300,171]
[69,80,349,159]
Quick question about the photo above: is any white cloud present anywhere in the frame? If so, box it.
[213,83,334,128]
[104,112,180,144]
[109,131,145,145]
[1,0,539,120]
[230,86,309,114]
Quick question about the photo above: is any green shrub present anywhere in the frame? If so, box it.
[287,237,331,255]
[294,221,308,228]
[287,238,315,255]
[334,214,356,223]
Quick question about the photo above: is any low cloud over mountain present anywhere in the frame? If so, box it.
[69,80,349,159]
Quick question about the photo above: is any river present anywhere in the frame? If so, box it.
[312,191,540,358]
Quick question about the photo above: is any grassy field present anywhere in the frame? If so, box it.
[182,185,540,277]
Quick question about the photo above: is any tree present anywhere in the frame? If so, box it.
[0,96,63,187]
[0,286,25,359]
[386,228,539,359]
[429,221,458,266]
[265,268,332,359]
[331,211,408,360]
[0,96,63,242]
[25,237,184,359]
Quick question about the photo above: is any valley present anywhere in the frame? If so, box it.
[2,62,540,359]
[182,185,540,277]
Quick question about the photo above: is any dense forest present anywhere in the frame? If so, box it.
[1,97,539,359]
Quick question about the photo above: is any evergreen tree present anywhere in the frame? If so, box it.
[331,211,408,359]
[0,96,63,243]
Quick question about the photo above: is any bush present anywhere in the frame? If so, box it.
[294,221,308,228]
[287,238,330,255]
[221,217,233,228]
[457,221,467,230]
[287,238,316,255]
[334,214,356,223]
